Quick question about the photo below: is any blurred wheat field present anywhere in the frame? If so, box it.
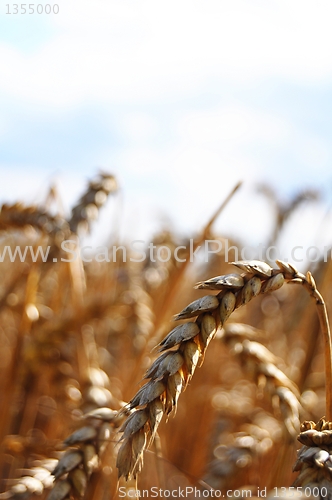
[0,172,331,500]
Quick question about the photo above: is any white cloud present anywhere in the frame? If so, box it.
[2,0,332,108]
[119,113,159,145]
[176,106,290,147]
[294,134,330,170]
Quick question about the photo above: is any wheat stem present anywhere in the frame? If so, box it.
[311,290,332,420]
[276,262,332,420]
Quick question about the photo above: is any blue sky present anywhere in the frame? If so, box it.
[1,0,332,263]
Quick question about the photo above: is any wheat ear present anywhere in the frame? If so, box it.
[0,408,125,500]
[204,410,284,491]
[116,259,331,480]
[0,203,70,237]
[68,172,117,234]
[293,418,332,498]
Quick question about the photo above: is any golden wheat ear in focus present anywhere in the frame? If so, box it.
[116,259,332,482]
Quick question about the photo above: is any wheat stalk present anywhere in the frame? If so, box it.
[116,259,331,480]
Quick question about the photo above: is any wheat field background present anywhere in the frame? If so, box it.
[0,172,331,500]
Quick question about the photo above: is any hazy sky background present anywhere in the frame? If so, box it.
[1,0,332,265]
